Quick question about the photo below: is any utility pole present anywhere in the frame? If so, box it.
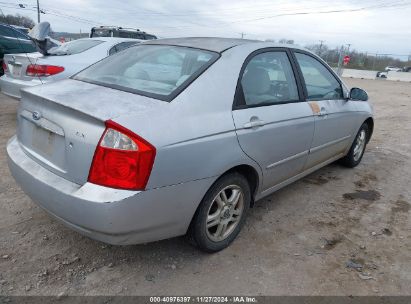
[372,52,378,70]
[319,40,325,57]
[337,45,344,76]
[346,43,351,54]
[240,32,246,39]
[36,0,40,23]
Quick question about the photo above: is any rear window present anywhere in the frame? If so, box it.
[91,29,112,37]
[118,31,145,39]
[48,39,104,56]
[0,25,29,40]
[74,45,219,101]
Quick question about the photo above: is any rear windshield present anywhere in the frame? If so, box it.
[74,45,219,101]
[0,25,30,40]
[91,29,111,37]
[48,39,104,56]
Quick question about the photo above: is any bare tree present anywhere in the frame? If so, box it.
[278,38,294,44]
[0,14,35,29]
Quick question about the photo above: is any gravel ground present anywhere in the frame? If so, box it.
[0,78,410,296]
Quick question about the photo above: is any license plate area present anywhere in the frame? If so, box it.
[32,126,55,156]
[9,64,22,78]
[19,118,67,173]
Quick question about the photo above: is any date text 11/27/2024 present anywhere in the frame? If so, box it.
[149,296,257,303]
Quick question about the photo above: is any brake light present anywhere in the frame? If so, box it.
[26,64,64,77]
[88,120,156,190]
[2,61,7,72]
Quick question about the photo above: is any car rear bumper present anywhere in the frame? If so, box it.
[7,136,213,245]
[0,75,42,99]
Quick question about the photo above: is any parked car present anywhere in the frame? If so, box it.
[90,26,157,40]
[376,71,387,78]
[403,66,411,72]
[385,66,402,72]
[7,38,373,252]
[0,37,140,99]
[0,23,37,76]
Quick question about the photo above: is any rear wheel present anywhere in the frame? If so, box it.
[188,173,250,252]
[340,123,369,168]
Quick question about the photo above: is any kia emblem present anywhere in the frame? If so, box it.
[32,111,42,121]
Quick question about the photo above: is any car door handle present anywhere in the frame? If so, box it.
[244,118,265,129]
[318,107,328,117]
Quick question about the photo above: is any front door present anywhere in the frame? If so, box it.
[293,51,359,168]
[232,50,315,191]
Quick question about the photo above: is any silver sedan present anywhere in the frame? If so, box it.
[0,37,140,99]
[7,38,373,252]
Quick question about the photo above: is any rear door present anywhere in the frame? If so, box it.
[293,51,358,168]
[232,49,315,191]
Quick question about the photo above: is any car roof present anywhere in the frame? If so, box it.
[143,37,306,53]
[143,37,256,53]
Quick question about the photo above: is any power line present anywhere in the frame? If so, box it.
[225,1,411,25]
[2,0,411,33]
[0,3,99,25]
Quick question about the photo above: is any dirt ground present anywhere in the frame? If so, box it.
[0,78,410,296]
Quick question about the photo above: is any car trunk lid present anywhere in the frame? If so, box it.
[17,79,165,185]
[3,53,43,81]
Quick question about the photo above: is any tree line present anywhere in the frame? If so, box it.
[0,13,35,29]
[270,38,410,71]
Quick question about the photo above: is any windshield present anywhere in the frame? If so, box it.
[74,45,219,101]
[48,39,103,56]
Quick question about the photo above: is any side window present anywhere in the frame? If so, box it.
[110,42,137,55]
[240,51,299,106]
[295,53,343,100]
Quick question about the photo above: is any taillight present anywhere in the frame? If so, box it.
[26,64,64,77]
[88,120,156,190]
[2,61,7,72]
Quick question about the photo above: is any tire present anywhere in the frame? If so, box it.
[340,123,369,168]
[188,172,251,253]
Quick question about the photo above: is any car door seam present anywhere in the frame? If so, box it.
[266,150,309,169]
[309,135,352,153]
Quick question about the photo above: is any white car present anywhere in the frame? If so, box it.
[0,37,141,99]
[385,66,402,72]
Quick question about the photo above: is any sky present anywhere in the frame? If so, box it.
[1,0,411,58]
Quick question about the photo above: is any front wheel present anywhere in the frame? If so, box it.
[188,173,251,252]
[340,123,369,168]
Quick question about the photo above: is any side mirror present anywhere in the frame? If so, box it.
[350,88,368,101]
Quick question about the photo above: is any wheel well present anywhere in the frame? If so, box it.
[364,117,374,143]
[224,165,259,206]
[187,164,260,235]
